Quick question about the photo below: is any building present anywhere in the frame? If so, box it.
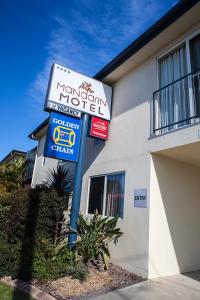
[24,147,37,184]
[80,0,200,279]
[29,118,54,187]
[29,118,75,187]
[1,149,27,164]
[30,0,200,279]
[1,148,37,184]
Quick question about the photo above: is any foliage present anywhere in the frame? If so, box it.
[75,212,123,269]
[32,238,75,281]
[0,158,26,191]
[64,262,89,281]
[6,188,30,243]
[43,165,72,197]
[55,211,123,270]
[0,186,89,282]
[0,239,21,278]
[0,203,10,239]
[0,186,65,280]
[6,187,64,244]
[0,186,122,282]
[33,254,88,282]
[0,235,88,282]
[0,282,35,300]
[31,239,88,282]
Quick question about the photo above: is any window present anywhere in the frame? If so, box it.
[158,44,190,132]
[88,172,125,218]
[190,34,200,115]
[155,31,200,134]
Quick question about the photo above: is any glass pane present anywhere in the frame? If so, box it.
[158,44,190,132]
[88,176,104,214]
[105,173,125,218]
[190,34,200,71]
[159,44,187,87]
[190,34,200,115]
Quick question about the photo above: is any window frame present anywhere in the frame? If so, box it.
[156,27,200,90]
[152,27,200,136]
[86,171,125,219]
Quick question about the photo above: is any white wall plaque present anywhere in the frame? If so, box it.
[134,189,147,208]
[45,64,112,120]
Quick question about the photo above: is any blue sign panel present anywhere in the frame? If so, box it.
[44,112,82,162]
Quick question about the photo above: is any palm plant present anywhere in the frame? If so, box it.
[44,165,72,197]
[76,212,123,269]
[55,211,123,270]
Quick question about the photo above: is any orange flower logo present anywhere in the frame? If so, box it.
[79,82,94,94]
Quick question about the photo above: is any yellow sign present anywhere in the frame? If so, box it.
[53,125,76,147]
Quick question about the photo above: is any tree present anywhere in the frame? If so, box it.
[43,165,73,197]
[0,158,26,191]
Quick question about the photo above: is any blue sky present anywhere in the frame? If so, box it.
[0,0,176,160]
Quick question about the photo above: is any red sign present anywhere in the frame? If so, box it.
[90,117,109,140]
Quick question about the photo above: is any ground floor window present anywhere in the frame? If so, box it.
[88,172,125,218]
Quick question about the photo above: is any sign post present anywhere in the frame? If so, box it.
[44,63,112,247]
[68,113,89,246]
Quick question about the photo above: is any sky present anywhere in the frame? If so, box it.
[0,0,177,160]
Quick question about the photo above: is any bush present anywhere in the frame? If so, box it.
[6,188,30,243]
[32,240,88,282]
[6,187,64,244]
[0,184,11,205]
[65,262,89,282]
[0,204,10,239]
[0,239,21,278]
[75,212,123,269]
[0,186,66,281]
[55,211,123,270]
[0,158,26,191]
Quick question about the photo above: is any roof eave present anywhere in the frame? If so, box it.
[94,0,200,81]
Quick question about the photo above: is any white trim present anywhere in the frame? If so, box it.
[157,26,200,61]
[85,176,92,217]
[186,39,192,73]
[87,170,126,178]
[31,144,39,188]
[102,176,107,216]
[86,171,126,218]
[157,40,186,61]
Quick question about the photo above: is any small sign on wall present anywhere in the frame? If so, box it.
[134,189,147,208]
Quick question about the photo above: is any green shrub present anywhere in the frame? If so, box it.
[6,188,30,243]
[33,187,64,241]
[32,240,88,282]
[0,184,11,205]
[55,211,123,270]
[0,239,21,278]
[0,186,66,280]
[75,212,123,269]
[0,204,10,239]
[0,158,26,191]
[65,262,89,282]
[6,187,64,244]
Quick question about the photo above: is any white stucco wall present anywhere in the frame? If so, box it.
[149,155,200,278]
[80,57,158,278]
[79,21,200,278]
[31,135,59,187]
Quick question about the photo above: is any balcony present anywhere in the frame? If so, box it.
[153,69,200,135]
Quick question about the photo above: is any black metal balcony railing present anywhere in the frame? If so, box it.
[153,68,200,134]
